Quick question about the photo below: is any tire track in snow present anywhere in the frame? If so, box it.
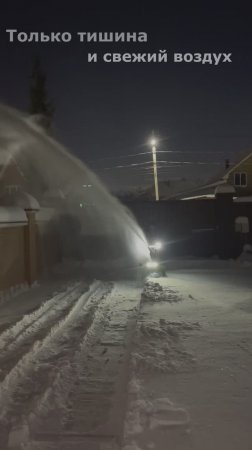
[23,282,142,450]
[24,281,116,441]
[0,282,88,381]
[0,280,112,448]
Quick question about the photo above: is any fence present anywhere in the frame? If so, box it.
[0,206,60,293]
[124,192,252,259]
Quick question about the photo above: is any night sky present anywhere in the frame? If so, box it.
[1,2,252,191]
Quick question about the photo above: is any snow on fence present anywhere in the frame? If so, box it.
[0,206,27,226]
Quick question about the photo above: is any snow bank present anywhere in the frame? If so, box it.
[123,279,194,449]
[237,244,252,264]
[142,281,183,303]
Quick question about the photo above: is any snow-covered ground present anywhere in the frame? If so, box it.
[1,260,252,449]
[123,260,252,450]
[0,277,143,450]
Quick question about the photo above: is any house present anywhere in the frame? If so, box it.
[222,152,252,196]
[0,150,27,196]
[0,149,62,293]
[169,151,252,201]
[0,149,64,207]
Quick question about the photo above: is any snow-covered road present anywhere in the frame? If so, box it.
[1,261,252,450]
[0,280,142,450]
[123,261,252,450]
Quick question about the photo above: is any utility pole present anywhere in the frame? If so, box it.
[150,134,159,201]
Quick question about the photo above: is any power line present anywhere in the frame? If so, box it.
[157,150,234,154]
[88,149,235,164]
[88,151,152,163]
[102,161,153,170]
[97,160,224,171]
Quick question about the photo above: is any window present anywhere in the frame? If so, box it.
[234,172,247,187]
[4,185,19,194]
[235,216,249,233]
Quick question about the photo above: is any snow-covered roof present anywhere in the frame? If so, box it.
[0,206,27,223]
[223,151,252,180]
[0,150,25,180]
[171,179,226,200]
[182,194,215,201]
[215,184,236,195]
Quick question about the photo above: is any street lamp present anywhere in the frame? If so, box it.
[150,135,159,201]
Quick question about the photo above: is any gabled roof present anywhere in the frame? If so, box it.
[168,149,252,200]
[165,179,226,200]
[222,151,252,180]
[0,149,25,181]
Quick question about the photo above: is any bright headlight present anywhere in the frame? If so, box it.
[149,241,163,251]
[153,241,162,250]
[146,260,159,269]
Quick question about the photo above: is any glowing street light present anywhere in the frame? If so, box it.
[150,134,159,201]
